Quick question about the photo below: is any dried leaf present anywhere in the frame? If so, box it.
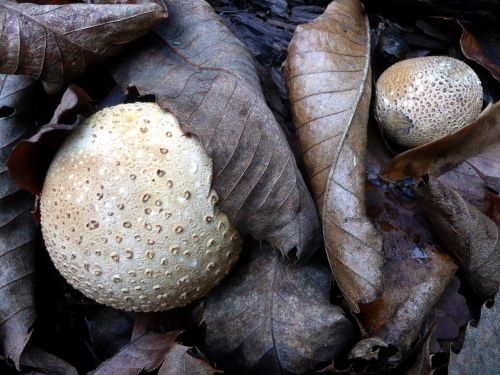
[438,163,496,222]
[448,297,500,375]
[437,143,500,227]
[7,85,92,196]
[202,242,356,374]
[430,277,470,353]
[158,346,220,375]
[382,101,500,180]
[20,345,78,375]
[284,0,383,312]
[416,175,500,300]
[348,337,389,361]
[0,74,37,369]
[84,307,135,361]
[467,144,500,194]
[0,0,167,93]
[406,325,434,375]
[460,23,500,82]
[112,0,320,259]
[356,133,458,362]
[89,331,179,375]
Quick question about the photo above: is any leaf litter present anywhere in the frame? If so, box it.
[0,0,499,374]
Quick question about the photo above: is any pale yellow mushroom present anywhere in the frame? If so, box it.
[375,56,483,148]
[40,103,241,312]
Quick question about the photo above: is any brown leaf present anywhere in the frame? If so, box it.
[460,23,500,82]
[436,142,500,227]
[348,337,389,361]
[415,175,500,300]
[158,346,220,375]
[0,74,37,369]
[89,330,179,375]
[430,277,470,353]
[448,297,500,375]
[284,0,382,312]
[112,0,320,259]
[382,101,500,181]
[406,324,434,375]
[20,345,78,375]
[0,0,167,93]
[84,307,135,361]
[467,144,500,194]
[202,241,356,374]
[7,85,92,196]
[438,162,497,224]
[356,134,458,361]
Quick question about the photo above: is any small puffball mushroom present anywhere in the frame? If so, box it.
[375,56,483,148]
[40,103,241,312]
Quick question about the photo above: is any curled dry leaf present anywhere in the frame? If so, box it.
[438,158,500,226]
[84,307,135,361]
[416,175,500,300]
[0,74,37,369]
[406,324,435,375]
[20,345,78,375]
[158,346,220,375]
[348,337,389,361]
[7,85,93,196]
[448,297,500,375]
[353,131,457,362]
[284,0,383,313]
[430,277,470,353]
[112,0,320,259]
[89,330,180,375]
[460,22,500,82]
[0,0,167,93]
[202,242,357,374]
[382,101,500,181]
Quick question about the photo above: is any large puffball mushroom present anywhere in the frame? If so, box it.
[375,56,483,148]
[40,103,241,312]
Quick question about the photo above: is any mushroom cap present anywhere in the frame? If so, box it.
[375,56,483,148]
[40,103,241,312]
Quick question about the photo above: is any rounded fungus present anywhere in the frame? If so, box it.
[40,103,241,312]
[374,56,483,148]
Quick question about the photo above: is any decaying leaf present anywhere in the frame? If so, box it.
[0,0,167,93]
[416,175,500,300]
[7,84,93,196]
[448,297,500,375]
[284,0,383,312]
[158,346,220,375]
[112,0,320,259]
[382,101,500,180]
[406,324,434,375]
[84,307,135,362]
[203,242,356,374]
[430,277,470,353]
[438,161,499,225]
[460,22,500,82]
[467,144,500,194]
[89,330,179,375]
[348,337,389,361]
[353,131,458,363]
[20,345,78,375]
[0,74,38,369]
